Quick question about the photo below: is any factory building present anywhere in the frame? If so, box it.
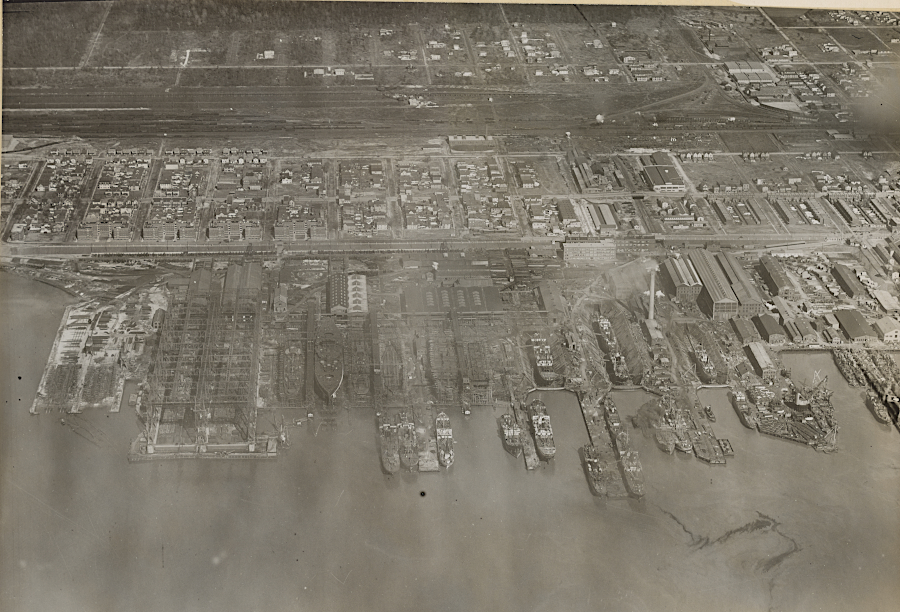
[831,264,865,299]
[347,274,368,315]
[687,249,738,320]
[661,256,703,303]
[327,273,349,314]
[716,252,765,317]
[759,255,800,300]
[873,316,900,342]
[753,313,787,344]
[746,341,777,382]
[730,316,760,344]
[833,309,876,344]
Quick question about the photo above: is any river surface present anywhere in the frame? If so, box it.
[1,270,899,612]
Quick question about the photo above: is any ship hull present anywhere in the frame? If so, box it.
[314,319,344,401]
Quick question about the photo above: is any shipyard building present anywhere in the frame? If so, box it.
[686,250,765,321]
[831,264,865,299]
[759,255,800,300]
[746,341,777,382]
[833,309,876,344]
[661,256,703,303]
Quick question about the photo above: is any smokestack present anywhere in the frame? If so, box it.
[649,269,656,321]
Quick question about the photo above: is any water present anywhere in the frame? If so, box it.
[2,270,899,611]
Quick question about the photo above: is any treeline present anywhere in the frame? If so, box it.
[2,2,106,67]
[104,0,506,32]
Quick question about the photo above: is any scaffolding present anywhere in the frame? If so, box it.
[146,268,261,448]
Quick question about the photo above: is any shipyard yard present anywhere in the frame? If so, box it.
[3,2,900,612]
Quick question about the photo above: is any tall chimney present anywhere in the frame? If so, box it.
[649,269,656,321]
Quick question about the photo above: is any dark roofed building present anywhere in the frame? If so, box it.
[754,313,787,344]
[327,273,348,314]
[661,256,703,303]
[717,252,765,317]
[832,264,865,299]
[536,281,566,324]
[833,309,876,344]
[759,255,799,300]
[730,316,760,344]
[794,318,818,343]
[746,341,777,382]
[688,249,738,320]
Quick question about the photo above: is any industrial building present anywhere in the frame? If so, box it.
[759,255,799,300]
[753,313,787,344]
[687,249,738,320]
[562,237,617,261]
[327,273,349,314]
[535,281,567,324]
[873,316,900,342]
[661,256,703,303]
[731,316,760,344]
[746,341,777,381]
[347,274,368,315]
[831,264,865,299]
[717,252,765,317]
[833,309,876,344]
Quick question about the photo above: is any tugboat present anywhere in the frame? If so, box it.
[314,317,344,401]
[620,450,645,498]
[397,412,418,471]
[528,399,556,461]
[704,405,716,422]
[435,411,454,467]
[499,412,525,458]
[581,445,607,496]
[378,413,400,474]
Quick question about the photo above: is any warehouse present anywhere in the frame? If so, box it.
[730,316,760,344]
[833,309,876,344]
[754,313,787,344]
[661,256,703,303]
[873,316,900,342]
[687,249,738,320]
[759,255,799,300]
[717,252,765,317]
[746,341,777,381]
[831,263,865,299]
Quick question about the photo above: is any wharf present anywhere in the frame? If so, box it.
[127,436,277,461]
[418,433,440,472]
[577,393,630,498]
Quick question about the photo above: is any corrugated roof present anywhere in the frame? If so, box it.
[688,250,737,305]
[760,255,795,294]
[833,309,875,339]
[717,252,764,308]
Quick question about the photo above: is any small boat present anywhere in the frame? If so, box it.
[704,405,716,422]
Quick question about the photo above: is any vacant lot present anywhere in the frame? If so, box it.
[719,131,782,153]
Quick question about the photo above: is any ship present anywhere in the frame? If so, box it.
[581,445,608,496]
[397,412,418,471]
[866,389,892,425]
[378,413,400,474]
[593,315,619,354]
[655,427,676,454]
[620,450,645,498]
[704,405,716,422]
[351,338,370,396]
[674,427,693,453]
[603,396,624,438]
[529,334,560,387]
[435,411,454,467]
[278,345,304,402]
[730,387,758,429]
[610,352,631,385]
[528,398,556,461]
[314,317,344,401]
[499,412,525,458]
[690,336,717,383]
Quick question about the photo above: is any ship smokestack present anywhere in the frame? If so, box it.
[649,268,656,321]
